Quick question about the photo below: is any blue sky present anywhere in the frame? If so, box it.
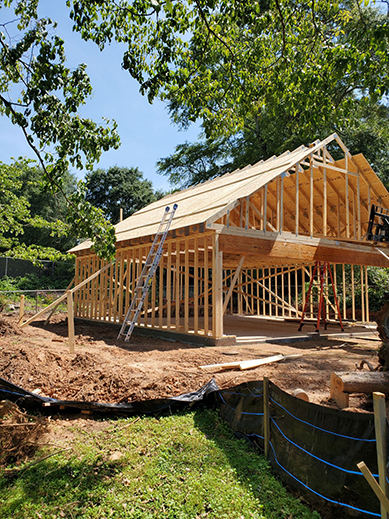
[0,1,200,191]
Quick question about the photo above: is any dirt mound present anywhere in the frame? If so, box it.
[0,316,22,337]
[0,313,382,410]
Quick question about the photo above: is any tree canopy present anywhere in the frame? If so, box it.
[2,0,389,259]
[0,0,119,259]
[0,159,74,261]
[85,166,163,223]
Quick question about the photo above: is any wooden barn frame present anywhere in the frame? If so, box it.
[69,134,389,345]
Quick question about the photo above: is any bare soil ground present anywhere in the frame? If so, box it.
[0,312,383,412]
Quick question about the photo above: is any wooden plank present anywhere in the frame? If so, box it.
[342,263,346,320]
[44,277,75,325]
[223,256,245,313]
[67,291,75,354]
[357,462,389,516]
[357,175,361,240]
[323,165,327,236]
[167,241,172,330]
[158,248,164,329]
[199,354,286,371]
[240,354,285,370]
[373,392,388,519]
[176,240,181,331]
[351,264,355,321]
[204,236,209,334]
[18,295,25,325]
[365,266,370,322]
[310,154,314,237]
[184,239,189,333]
[295,166,299,235]
[194,237,199,333]
[108,261,114,322]
[217,230,389,267]
[345,171,350,239]
[280,175,284,233]
[361,265,365,322]
[212,233,223,338]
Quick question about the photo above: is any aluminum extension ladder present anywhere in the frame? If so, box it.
[117,204,178,341]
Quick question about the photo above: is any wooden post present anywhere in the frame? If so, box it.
[357,176,361,240]
[351,265,355,321]
[357,462,389,516]
[342,264,346,320]
[365,266,370,322]
[374,392,388,519]
[295,166,299,236]
[310,155,314,237]
[223,256,245,313]
[212,233,223,338]
[67,290,75,354]
[280,175,284,234]
[360,265,365,322]
[323,166,327,236]
[204,236,209,335]
[194,237,199,333]
[18,295,25,325]
[345,173,350,238]
[176,240,181,331]
[263,377,270,458]
[158,248,164,329]
[184,239,189,333]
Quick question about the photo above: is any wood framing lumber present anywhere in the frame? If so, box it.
[18,295,25,326]
[378,248,389,263]
[199,353,291,371]
[44,277,75,324]
[67,290,75,354]
[215,226,389,267]
[20,262,114,328]
[223,256,245,313]
[357,462,389,515]
[331,372,389,394]
[373,392,388,519]
[239,354,285,370]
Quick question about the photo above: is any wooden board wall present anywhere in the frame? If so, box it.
[74,233,225,339]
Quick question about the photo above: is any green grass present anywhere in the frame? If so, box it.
[0,408,320,518]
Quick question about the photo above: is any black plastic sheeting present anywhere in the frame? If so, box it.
[218,380,387,518]
[0,376,219,416]
[1,375,387,517]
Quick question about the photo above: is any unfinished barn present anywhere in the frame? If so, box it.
[69,134,389,345]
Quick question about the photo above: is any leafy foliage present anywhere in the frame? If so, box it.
[159,100,389,189]
[8,165,77,253]
[85,166,163,223]
[68,1,389,140]
[0,1,120,259]
[0,159,75,261]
